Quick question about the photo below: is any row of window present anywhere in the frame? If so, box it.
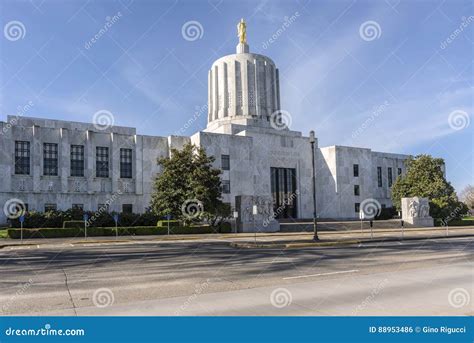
[353,164,401,188]
[14,141,133,179]
[21,203,134,214]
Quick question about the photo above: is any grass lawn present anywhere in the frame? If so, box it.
[0,230,8,239]
[462,216,474,221]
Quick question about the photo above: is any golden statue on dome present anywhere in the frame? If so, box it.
[237,18,247,44]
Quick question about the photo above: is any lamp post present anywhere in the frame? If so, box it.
[309,130,319,241]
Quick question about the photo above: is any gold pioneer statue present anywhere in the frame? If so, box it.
[237,18,247,44]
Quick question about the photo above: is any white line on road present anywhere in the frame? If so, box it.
[283,269,359,280]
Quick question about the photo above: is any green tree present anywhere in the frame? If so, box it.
[391,154,468,220]
[150,143,229,225]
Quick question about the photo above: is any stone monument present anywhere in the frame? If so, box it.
[235,195,280,233]
[401,197,434,227]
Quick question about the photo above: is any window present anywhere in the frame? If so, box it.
[43,143,58,176]
[96,147,109,178]
[120,148,133,178]
[221,180,231,194]
[353,164,359,177]
[355,203,360,213]
[72,204,83,211]
[377,166,382,187]
[354,185,360,196]
[71,145,84,177]
[44,203,57,212]
[122,204,133,213]
[221,154,230,171]
[14,141,30,175]
[388,167,393,187]
[397,168,402,176]
[270,167,297,219]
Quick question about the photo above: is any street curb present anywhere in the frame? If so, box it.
[229,234,474,249]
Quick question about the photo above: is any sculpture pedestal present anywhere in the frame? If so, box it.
[235,195,280,233]
[401,197,434,227]
[236,43,249,54]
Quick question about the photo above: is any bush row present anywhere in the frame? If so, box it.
[9,209,160,228]
[7,223,232,239]
[434,219,474,227]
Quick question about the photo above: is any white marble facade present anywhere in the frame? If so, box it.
[0,42,412,226]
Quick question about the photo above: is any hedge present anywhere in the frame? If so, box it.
[6,225,226,239]
[157,220,181,227]
[434,219,474,227]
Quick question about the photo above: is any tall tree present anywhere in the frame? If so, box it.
[150,143,228,225]
[391,154,468,220]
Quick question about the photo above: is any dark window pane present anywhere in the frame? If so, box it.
[221,155,230,170]
[354,185,360,196]
[353,164,359,177]
[388,167,393,187]
[221,180,231,193]
[44,203,57,212]
[15,141,30,175]
[355,203,360,213]
[71,145,84,177]
[120,148,133,178]
[377,167,382,187]
[96,147,109,178]
[43,143,58,176]
[122,204,133,213]
[397,168,402,176]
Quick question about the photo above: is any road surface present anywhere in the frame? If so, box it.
[0,236,472,316]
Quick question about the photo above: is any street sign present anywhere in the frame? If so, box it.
[233,211,239,218]
[166,214,172,220]
[252,205,258,215]
[359,211,365,220]
[113,214,119,223]
[19,215,25,223]
[83,214,89,221]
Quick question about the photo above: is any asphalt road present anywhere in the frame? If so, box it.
[0,237,472,316]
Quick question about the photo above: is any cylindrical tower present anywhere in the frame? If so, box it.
[207,21,281,129]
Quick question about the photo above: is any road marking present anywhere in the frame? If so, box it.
[283,269,359,280]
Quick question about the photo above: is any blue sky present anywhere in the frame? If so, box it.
[1,0,472,193]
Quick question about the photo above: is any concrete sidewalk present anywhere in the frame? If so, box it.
[0,226,472,250]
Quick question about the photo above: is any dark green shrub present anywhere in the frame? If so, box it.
[218,221,232,233]
[63,220,85,229]
[375,207,398,220]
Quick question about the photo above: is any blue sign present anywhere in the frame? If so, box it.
[166,214,172,220]
[113,214,119,223]
[19,215,25,223]
[83,214,89,221]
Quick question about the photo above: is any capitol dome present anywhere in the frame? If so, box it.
[206,20,281,131]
